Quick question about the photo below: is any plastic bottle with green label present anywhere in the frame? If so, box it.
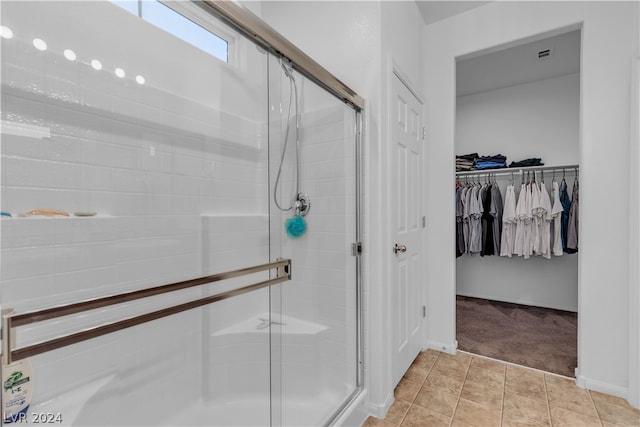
[2,358,34,423]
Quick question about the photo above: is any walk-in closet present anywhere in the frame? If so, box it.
[454,29,581,377]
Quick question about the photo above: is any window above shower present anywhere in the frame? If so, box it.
[112,0,231,63]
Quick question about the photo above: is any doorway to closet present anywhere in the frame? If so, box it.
[454,28,581,378]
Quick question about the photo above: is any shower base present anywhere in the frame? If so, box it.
[161,391,344,426]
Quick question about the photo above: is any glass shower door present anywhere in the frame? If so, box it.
[268,56,360,426]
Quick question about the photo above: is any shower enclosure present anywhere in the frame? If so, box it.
[0,1,363,425]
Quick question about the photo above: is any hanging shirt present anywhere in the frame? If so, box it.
[500,184,517,258]
[523,182,534,259]
[481,183,495,256]
[462,185,472,254]
[559,179,577,254]
[550,180,564,256]
[567,179,579,251]
[456,183,462,258]
[456,186,464,257]
[514,183,528,257]
[490,183,503,255]
[538,181,553,259]
[530,181,543,256]
[468,185,483,254]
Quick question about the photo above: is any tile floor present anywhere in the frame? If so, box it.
[363,350,640,427]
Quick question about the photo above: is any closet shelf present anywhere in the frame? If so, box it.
[455,164,579,177]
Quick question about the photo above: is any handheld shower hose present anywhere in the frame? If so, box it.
[273,61,310,238]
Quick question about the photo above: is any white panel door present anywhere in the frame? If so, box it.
[391,73,424,386]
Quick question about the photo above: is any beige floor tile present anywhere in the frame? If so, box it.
[404,363,430,384]
[451,419,476,427]
[470,356,507,375]
[544,374,582,390]
[550,406,602,427]
[395,377,422,403]
[385,399,412,425]
[364,416,399,427]
[466,364,506,388]
[453,398,502,427]
[601,422,630,427]
[590,393,640,427]
[433,353,471,381]
[423,348,443,357]
[389,349,640,427]
[460,378,504,409]
[506,365,545,383]
[424,368,466,396]
[503,392,550,425]
[502,409,551,427]
[401,405,451,427]
[414,350,439,370]
[414,384,459,417]
[545,374,599,418]
[505,366,546,402]
[440,351,473,363]
[591,390,640,411]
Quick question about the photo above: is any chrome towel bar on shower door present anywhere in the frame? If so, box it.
[2,259,291,365]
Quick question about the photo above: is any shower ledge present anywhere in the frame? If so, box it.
[1,214,112,219]
[212,313,327,337]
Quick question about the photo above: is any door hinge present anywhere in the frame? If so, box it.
[422,126,426,139]
[422,216,426,228]
[352,242,363,256]
[422,306,426,318]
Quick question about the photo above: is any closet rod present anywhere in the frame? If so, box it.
[455,164,579,178]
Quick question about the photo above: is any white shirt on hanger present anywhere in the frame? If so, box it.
[551,180,564,256]
[500,184,517,257]
[514,183,528,257]
[539,181,553,259]
[531,181,543,255]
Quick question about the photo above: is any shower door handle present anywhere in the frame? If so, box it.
[393,243,407,254]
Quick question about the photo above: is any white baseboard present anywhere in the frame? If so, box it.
[426,339,458,355]
[456,291,578,313]
[364,391,394,420]
[576,371,629,401]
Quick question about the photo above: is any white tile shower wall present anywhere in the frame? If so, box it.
[201,215,270,329]
[276,99,358,403]
[1,91,267,216]
[1,1,267,127]
[1,2,269,420]
[201,215,271,405]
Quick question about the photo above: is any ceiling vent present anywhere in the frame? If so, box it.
[537,48,553,60]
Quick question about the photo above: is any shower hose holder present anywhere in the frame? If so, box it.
[295,193,311,217]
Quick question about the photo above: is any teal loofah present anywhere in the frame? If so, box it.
[285,215,307,238]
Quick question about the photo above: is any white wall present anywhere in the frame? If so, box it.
[629,54,640,408]
[423,1,639,404]
[457,73,580,166]
[456,73,579,311]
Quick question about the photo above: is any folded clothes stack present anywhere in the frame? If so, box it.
[509,158,544,168]
[456,153,478,171]
[474,154,507,170]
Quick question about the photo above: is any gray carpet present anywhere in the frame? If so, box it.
[456,295,577,377]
